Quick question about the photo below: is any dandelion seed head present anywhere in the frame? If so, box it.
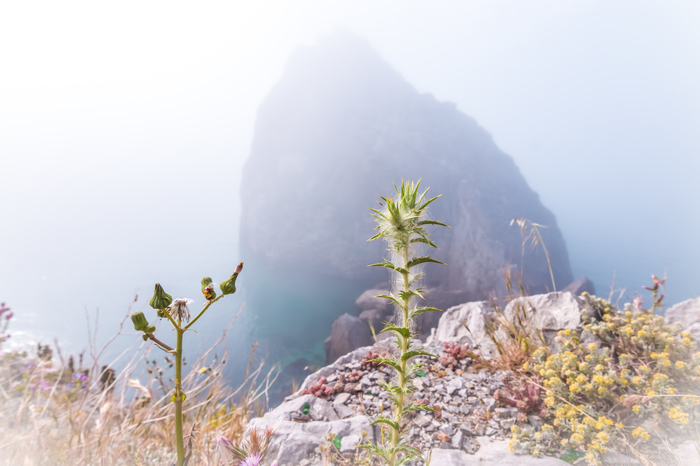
[169,299,193,322]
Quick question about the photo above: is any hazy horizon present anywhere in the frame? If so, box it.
[1,0,699,356]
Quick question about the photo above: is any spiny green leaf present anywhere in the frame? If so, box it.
[367,231,384,242]
[358,444,390,462]
[401,350,435,362]
[368,261,409,275]
[418,194,441,212]
[410,237,438,249]
[369,416,401,432]
[376,293,402,308]
[381,323,412,339]
[417,219,450,228]
[406,256,446,269]
[371,357,403,375]
[403,403,434,414]
[394,444,422,455]
[409,306,441,319]
[398,289,424,302]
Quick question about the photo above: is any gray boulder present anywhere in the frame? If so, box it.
[324,313,374,364]
[497,455,571,465]
[671,440,700,465]
[504,292,583,331]
[504,292,584,352]
[359,307,390,330]
[426,300,498,358]
[427,292,584,358]
[430,439,570,465]
[665,297,700,341]
[246,412,374,466]
[597,450,640,465]
[429,449,475,465]
[355,289,391,313]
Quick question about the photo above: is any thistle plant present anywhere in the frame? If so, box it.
[364,180,447,465]
[131,262,243,466]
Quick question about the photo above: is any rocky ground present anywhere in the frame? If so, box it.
[246,292,700,466]
[249,340,563,466]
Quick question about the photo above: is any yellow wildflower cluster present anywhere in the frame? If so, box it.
[508,292,700,465]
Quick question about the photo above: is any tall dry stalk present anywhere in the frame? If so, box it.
[511,218,556,292]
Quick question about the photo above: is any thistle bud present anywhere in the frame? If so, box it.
[219,262,243,296]
[131,312,150,332]
[149,283,173,310]
[201,277,217,300]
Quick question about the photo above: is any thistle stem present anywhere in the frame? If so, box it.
[390,246,411,466]
[174,327,185,466]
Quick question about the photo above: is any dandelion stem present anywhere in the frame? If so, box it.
[164,310,180,330]
[185,296,222,330]
[174,327,185,466]
[147,334,174,352]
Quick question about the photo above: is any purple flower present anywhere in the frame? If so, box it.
[5,312,12,320]
[38,380,51,391]
[241,453,262,466]
[68,383,73,389]
[29,385,36,391]
[81,384,87,389]
[217,428,274,466]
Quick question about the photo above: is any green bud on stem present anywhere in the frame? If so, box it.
[131,312,150,332]
[149,283,173,310]
[219,262,243,296]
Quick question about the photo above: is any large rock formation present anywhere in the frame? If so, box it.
[239,31,576,378]
[240,31,573,308]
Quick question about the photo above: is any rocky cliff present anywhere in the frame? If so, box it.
[240,32,572,305]
[239,32,576,369]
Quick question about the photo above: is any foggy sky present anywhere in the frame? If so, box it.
[1,0,699,352]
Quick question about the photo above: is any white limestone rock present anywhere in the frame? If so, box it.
[427,300,498,358]
[665,297,700,341]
